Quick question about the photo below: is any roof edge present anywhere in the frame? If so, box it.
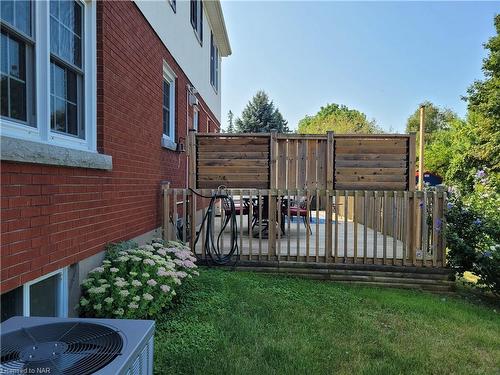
[205,0,232,57]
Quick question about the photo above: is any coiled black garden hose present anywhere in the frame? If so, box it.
[188,187,239,265]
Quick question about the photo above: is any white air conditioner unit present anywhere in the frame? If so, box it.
[0,316,155,375]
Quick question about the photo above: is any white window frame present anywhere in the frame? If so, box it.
[210,31,219,92]
[1,0,97,152]
[193,105,199,131]
[23,267,69,318]
[162,60,176,150]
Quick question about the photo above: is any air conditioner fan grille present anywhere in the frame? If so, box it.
[1,322,123,375]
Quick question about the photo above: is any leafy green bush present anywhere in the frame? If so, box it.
[446,170,500,295]
[79,239,198,319]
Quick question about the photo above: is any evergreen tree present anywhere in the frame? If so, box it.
[234,91,289,133]
[227,110,235,133]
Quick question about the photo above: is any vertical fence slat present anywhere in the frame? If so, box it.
[325,190,331,263]
[441,191,447,266]
[306,190,310,262]
[287,189,291,260]
[422,191,428,266]
[296,189,301,258]
[201,191,206,260]
[315,189,320,262]
[334,190,339,263]
[190,189,196,252]
[393,191,398,265]
[383,191,388,265]
[344,190,348,263]
[173,189,178,242]
[164,188,170,241]
[268,190,276,261]
[239,190,243,258]
[353,191,358,263]
[363,191,368,264]
[373,191,378,263]
[258,191,262,260]
[432,191,438,267]
[248,189,253,260]
[277,191,282,261]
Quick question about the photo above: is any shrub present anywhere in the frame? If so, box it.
[445,170,500,295]
[79,239,198,319]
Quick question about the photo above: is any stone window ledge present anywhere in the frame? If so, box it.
[1,136,112,170]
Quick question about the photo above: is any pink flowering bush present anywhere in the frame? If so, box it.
[79,239,198,319]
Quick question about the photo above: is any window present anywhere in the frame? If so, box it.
[162,61,176,148]
[50,0,84,139]
[190,0,203,44]
[1,0,34,125]
[0,268,68,322]
[0,0,97,152]
[193,106,199,131]
[169,0,176,13]
[210,31,219,91]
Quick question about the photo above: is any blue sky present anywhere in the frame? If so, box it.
[220,1,499,132]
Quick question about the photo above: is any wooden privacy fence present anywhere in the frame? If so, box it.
[191,132,416,192]
[162,188,447,268]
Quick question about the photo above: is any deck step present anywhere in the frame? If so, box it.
[211,261,455,292]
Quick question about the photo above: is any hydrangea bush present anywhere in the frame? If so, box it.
[445,169,500,295]
[79,239,198,319]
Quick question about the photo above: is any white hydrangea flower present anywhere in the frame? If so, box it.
[147,279,157,287]
[132,280,142,287]
[119,290,130,297]
[128,302,139,309]
[110,267,119,273]
[104,297,114,304]
[90,267,105,274]
[114,308,124,316]
[143,293,154,301]
[160,285,171,293]
[133,296,141,301]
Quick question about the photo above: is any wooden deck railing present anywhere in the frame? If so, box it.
[162,188,447,268]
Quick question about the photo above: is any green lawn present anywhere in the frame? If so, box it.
[154,269,500,375]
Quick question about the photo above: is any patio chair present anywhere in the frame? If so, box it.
[222,197,250,228]
[281,196,312,235]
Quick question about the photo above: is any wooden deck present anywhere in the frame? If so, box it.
[198,210,441,267]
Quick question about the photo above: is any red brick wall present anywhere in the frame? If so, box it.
[0,1,220,293]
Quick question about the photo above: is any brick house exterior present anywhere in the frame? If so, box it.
[0,0,230,319]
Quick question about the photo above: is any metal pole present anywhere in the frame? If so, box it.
[418,105,425,191]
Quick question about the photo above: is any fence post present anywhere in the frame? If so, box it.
[326,131,334,190]
[409,133,416,191]
[268,189,277,260]
[270,132,278,189]
[161,181,171,241]
[188,129,197,189]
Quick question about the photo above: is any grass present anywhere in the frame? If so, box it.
[154,268,500,375]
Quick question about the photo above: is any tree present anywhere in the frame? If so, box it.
[405,101,457,174]
[465,14,500,173]
[227,110,235,133]
[234,91,289,133]
[405,101,457,146]
[297,103,381,134]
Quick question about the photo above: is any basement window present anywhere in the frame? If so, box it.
[0,267,68,322]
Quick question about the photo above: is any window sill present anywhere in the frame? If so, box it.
[161,137,177,151]
[1,136,112,170]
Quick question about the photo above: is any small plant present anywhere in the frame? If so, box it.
[79,239,198,319]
